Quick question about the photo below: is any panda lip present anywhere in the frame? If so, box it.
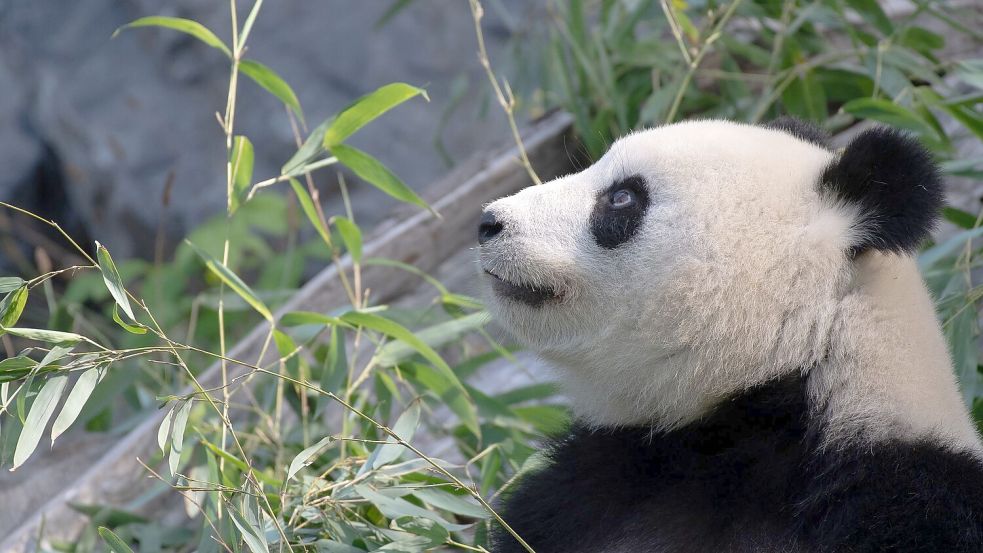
[483,270,559,307]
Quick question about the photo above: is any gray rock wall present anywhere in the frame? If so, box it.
[0,0,544,258]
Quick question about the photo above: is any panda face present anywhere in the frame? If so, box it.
[478,120,861,427]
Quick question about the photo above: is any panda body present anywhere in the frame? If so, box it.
[477,119,983,552]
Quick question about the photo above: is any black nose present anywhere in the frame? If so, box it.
[478,210,504,245]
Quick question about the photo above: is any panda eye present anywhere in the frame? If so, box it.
[610,189,635,209]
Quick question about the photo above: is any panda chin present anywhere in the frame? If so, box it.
[484,270,559,308]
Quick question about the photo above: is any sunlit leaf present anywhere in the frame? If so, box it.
[240,59,303,119]
[323,83,427,147]
[229,500,268,553]
[413,487,489,519]
[281,119,332,175]
[286,436,332,481]
[289,179,332,248]
[229,135,255,214]
[0,285,28,328]
[113,305,147,334]
[96,242,136,322]
[1,327,84,345]
[113,17,231,58]
[186,240,273,322]
[376,312,488,368]
[332,145,430,211]
[51,366,105,443]
[333,216,362,263]
[12,375,68,470]
[158,405,175,456]
[280,311,347,328]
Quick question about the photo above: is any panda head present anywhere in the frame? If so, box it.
[478,119,943,429]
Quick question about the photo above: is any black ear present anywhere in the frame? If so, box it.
[821,127,943,255]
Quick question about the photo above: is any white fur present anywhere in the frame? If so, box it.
[478,120,981,452]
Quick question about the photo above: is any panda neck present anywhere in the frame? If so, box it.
[810,252,981,452]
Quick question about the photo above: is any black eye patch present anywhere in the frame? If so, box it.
[590,175,650,249]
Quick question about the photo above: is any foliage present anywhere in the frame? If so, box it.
[1,3,556,552]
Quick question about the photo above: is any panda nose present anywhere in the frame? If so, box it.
[477,210,504,245]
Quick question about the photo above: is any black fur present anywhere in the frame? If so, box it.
[765,117,832,149]
[591,175,650,249]
[821,127,943,255]
[491,375,983,552]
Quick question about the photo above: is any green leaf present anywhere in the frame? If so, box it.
[365,402,420,471]
[289,179,332,248]
[286,436,332,481]
[280,311,347,328]
[393,517,449,548]
[404,362,478,437]
[158,405,174,456]
[228,504,268,553]
[0,277,25,293]
[229,135,255,214]
[114,17,231,58]
[98,526,136,553]
[919,226,983,270]
[186,240,273,322]
[0,355,37,384]
[168,400,192,476]
[841,98,936,138]
[376,312,488,368]
[333,216,363,263]
[0,286,28,328]
[239,59,302,119]
[1,327,84,345]
[96,242,135,322]
[323,83,427,147]
[237,0,264,50]
[316,325,348,415]
[51,366,105,443]
[943,207,978,230]
[332,145,429,211]
[112,305,147,335]
[281,119,332,175]
[844,0,893,35]
[200,437,281,487]
[340,311,477,436]
[413,488,489,519]
[12,375,68,470]
[355,485,468,532]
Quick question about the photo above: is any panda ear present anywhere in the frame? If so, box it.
[821,127,943,255]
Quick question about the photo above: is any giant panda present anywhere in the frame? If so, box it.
[476,118,983,552]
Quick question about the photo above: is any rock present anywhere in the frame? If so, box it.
[0,0,545,258]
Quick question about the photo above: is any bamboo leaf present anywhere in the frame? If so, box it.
[0,277,24,293]
[281,119,332,175]
[96,242,135,322]
[841,98,936,138]
[340,311,477,436]
[113,305,148,334]
[333,216,363,263]
[0,285,28,328]
[114,17,231,58]
[229,503,268,553]
[332,145,430,211]
[158,405,175,455]
[51,366,105,443]
[186,240,273,322]
[1,327,84,345]
[113,15,232,58]
[240,59,302,119]
[230,135,255,214]
[365,401,420,471]
[238,0,264,49]
[289,179,332,248]
[323,83,427,147]
[12,375,68,470]
[98,527,136,553]
[168,400,192,476]
[287,436,333,481]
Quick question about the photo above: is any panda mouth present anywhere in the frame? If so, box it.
[484,270,560,307]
